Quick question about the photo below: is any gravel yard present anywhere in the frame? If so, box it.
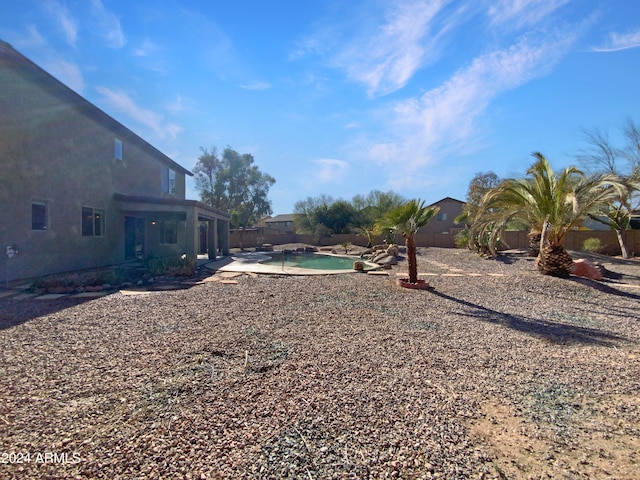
[1,247,639,479]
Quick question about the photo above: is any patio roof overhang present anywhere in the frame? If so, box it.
[113,193,230,221]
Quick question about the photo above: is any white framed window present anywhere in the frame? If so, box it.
[32,201,48,230]
[161,165,176,195]
[114,138,123,161]
[437,213,448,221]
[82,207,105,236]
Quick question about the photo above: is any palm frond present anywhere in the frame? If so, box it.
[471,152,630,254]
[380,199,439,237]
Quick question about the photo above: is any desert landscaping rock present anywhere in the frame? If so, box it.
[0,248,638,479]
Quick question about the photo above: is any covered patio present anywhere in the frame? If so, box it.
[114,193,230,261]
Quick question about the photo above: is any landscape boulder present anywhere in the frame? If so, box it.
[376,255,398,266]
[370,252,398,265]
[386,245,399,257]
[571,259,603,280]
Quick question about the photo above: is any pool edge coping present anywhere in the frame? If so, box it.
[218,251,380,276]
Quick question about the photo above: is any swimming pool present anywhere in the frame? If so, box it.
[261,252,363,270]
[217,251,378,275]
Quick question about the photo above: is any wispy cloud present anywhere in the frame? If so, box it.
[591,28,640,52]
[6,24,46,50]
[43,0,78,47]
[96,86,182,140]
[89,0,125,48]
[45,58,85,93]
[239,81,272,91]
[366,27,581,184]
[313,159,350,183]
[131,38,170,74]
[336,0,453,96]
[179,8,237,75]
[487,0,571,29]
[133,38,158,57]
[293,0,462,97]
[165,95,189,115]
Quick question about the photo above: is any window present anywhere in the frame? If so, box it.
[114,138,123,161]
[82,207,105,236]
[32,202,48,230]
[160,220,178,244]
[437,213,448,221]
[161,165,176,195]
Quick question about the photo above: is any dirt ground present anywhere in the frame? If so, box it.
[0,248,639,479]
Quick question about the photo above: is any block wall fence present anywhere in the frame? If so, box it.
[230,229,640,256]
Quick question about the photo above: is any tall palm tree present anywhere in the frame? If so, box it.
[471,153,629,276]
[380,199,439,284]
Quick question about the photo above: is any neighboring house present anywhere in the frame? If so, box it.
[581,208,640,231]
[578,216,612,231]
[254,216,272,229]
[258,214,296,233]
[422,197,466,234]
[0,41,230,282]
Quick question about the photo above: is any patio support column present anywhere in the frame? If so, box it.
[208,218,218,259]
[219,219,229,255]
[185,209,199,258]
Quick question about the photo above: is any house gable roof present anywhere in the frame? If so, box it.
[266,214,296,223]
[0,40,192,177]
[429,196,465,207]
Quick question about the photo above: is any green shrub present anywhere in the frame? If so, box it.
[582,237,602,253]
[144,256,171,275]
[144,254,196,276]
[101,267,129,286]
[383,228,395,245]
[455,229,469,249]
[313,224,331,245]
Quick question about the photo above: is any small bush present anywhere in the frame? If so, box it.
[144,256,174,275]
[454,229,469,249]
[144,254,196,276]
[313,224,331,245]
[582,237,602,253]
[101,267,130,286]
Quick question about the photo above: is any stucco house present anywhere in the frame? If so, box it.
[256,214,296,233]
[421,197,466,234]
[0,41,229,283]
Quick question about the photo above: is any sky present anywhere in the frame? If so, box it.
[2,1,640,216]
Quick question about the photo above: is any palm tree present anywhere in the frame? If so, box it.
[585,175,639,259]
[380,199,439,284]
[588,201,632,258]
[354,224,381,248]
[471,153,629,276]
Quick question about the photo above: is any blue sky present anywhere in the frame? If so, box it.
[3,1,640,215]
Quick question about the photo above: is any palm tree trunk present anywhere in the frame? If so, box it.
[536,222,573,277]
[528,231,541,257]
[405,234,418,283]
[537,244,574,277]
[616,229,630,259]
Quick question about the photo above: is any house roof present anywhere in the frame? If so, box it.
[429,196,465,206]
[266,214,296,223]
[0,40,192,177]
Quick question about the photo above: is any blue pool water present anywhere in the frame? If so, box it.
[261,252,362,270]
